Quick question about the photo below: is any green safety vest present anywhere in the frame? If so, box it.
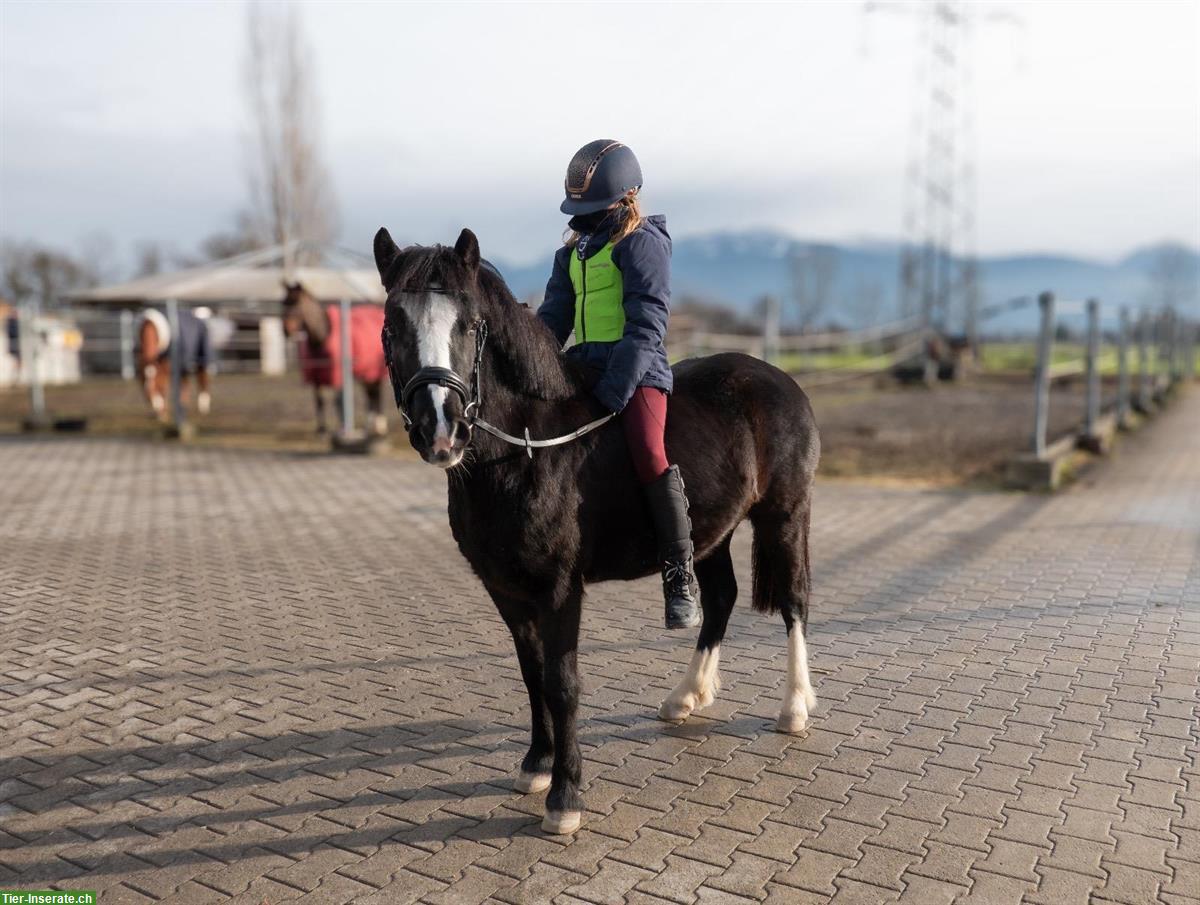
[568,241,625,343]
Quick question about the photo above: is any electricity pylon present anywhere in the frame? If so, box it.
[864,1,1023,356]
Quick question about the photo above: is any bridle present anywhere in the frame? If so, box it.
[382,288,615,458]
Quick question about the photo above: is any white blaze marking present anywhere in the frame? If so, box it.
[413,294,459,442]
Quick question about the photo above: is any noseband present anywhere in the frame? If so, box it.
[382,286,614,457]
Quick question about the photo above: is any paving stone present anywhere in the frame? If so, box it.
[2,389,1197,905]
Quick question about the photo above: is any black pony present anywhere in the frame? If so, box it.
[374,227,820,835]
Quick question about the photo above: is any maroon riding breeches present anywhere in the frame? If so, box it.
[622,387,671,484]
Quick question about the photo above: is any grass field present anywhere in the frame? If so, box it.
[976,342,1197,376]
[698,340,1196,380]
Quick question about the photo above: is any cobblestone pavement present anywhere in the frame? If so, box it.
[1,391,1197,905]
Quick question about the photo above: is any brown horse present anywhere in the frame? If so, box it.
[137,308,211,420]
[280,282,389,436]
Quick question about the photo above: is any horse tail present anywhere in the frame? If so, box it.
[747,375,819,621]
[748,499,812,617]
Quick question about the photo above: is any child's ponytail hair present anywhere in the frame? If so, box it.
[563,191,644,249]
[609,192,644,245]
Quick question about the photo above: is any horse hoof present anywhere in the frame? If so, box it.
[514,771,551,794]
[657,697,694,723]
[776,711,809,735]
[541,810,581,835]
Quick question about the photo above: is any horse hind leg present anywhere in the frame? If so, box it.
[313,386,328,434]
[750,497,817,734]
[196,367,211,414]
[659,535,736,723]
[152,366,170,422]
[365,381,387,436]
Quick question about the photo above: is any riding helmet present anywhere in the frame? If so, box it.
[561,140,643,215]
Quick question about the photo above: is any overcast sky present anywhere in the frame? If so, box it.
[2,1,1197,267]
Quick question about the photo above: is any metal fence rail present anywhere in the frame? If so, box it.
[1027,290,1195,459]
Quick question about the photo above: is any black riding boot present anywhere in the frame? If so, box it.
[644,465,701,629]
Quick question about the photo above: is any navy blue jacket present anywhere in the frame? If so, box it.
[537,215,674,413]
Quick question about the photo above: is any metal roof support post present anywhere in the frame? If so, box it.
[120,310,135,381]
[339,298,354,438]
[166,299,186,437]
[23,300,48,428]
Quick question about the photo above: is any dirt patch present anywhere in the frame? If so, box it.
[805,373,1103,486]
[1,371,1102,485]
[0,374,419,459]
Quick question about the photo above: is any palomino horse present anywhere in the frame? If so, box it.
[137,307,211,420]
[375,227,820,836]
[280,282,388,436]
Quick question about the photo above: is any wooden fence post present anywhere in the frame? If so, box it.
[761,295,780,365]
[1031,291,1055,457]
[1116,306,1131,428]
[1083,298,1100,441]
[1153,312,1167,402]
[1188,321,1197,382]
[1138,310,1152,411]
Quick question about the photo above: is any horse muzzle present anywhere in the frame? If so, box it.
[414,416,472,468]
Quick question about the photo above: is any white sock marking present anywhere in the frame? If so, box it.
[660,644,721,721]
[779,627,817,733]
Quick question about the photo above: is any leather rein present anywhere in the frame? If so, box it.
[383,288,615,458]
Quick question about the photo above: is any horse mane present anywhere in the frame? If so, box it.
[388,244,583,402]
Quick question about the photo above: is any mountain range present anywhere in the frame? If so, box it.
[492,234,1200,334]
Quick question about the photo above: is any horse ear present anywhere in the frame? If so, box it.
[374,228,400,281]
[454,228,480,272]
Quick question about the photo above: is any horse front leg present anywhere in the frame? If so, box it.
[491,592,554,793]
[539,579,585,835]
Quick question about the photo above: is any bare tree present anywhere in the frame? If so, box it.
[847,275,884,327]
[242,3,339,263]
[133,241,169,278]
[200,211,264,262]
[1,241,100,311]
[1145,244,1199,314]
[675,296,756,335]
[787,244,839,332]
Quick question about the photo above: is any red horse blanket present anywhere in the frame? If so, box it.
[298,304,387,389]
